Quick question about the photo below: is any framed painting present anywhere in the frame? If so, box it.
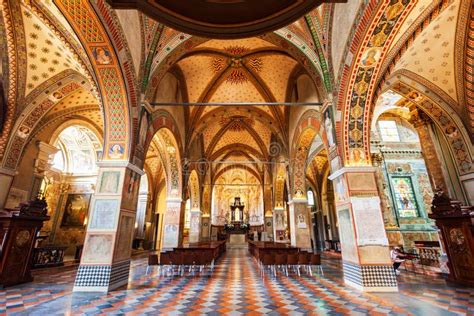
[61,194,91,227]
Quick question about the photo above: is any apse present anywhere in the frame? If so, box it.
[211,168,264,226]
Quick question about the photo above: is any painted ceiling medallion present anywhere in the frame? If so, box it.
[211,46,263,84]
[220,116,254,131]
[106,0,346,39]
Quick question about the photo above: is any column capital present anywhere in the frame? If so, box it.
[287,198,307,205]
[97,161,144,175]
[328,166,376,180]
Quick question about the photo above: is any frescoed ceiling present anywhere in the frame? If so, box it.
[21,3,88,96]
[392,1,460,102]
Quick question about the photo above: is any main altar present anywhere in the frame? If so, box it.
[225,197,248,247]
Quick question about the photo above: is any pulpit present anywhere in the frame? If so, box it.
[429,191,474,286]
[0,197,50,287]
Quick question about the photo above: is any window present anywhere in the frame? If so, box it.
[184,199,191,229]
[391,176,419,218]
[307,190,315,206]
[378,120,400,142]
[52,126,101,174]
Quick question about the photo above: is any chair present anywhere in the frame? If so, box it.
[169,252,183,276]
[146,254,159,275]
[297,252,311,276]
[274,253,288,276]
[159,252,172,276]
[261,253,276,277]
[183,251,196,275]
[310,253,323,276]
[286,253,299,275]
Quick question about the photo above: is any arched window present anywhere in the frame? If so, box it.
[184,199,191,229]
[52,125,101,174]
[307,189,315,206]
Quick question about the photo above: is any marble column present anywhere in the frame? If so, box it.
[162,198,185,250]
[329,167,398,292]
[287,199,312,251]
[73,162,143,292]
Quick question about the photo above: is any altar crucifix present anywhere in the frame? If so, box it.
[230,197,244,223]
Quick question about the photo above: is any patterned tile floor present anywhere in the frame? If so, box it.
[1,249,473,315]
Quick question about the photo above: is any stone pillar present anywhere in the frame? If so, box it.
[188,209,201,243]
[409,110,447,192]
[287,199,312,251]
[162,198,185,250]
[73,162,143,292]
[0,167,15,209]
[329,167,398,292]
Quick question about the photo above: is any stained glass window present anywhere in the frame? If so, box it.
[391,176,419,218]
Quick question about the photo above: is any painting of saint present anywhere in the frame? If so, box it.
[17,126,30,139]
[50,91,64,102]
[350,148,365,164]
[61,194,91,227]
[324,106,337,147]
[138,111,149,147]
[109,144,124,159]
[93,47,112,65]
[360,48,381,67]
[297,212,307,228]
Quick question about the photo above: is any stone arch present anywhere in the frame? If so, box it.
[385,75,473,176]
[150,127,183,199]
[55,0,132,161]
[338,1,417,165]
[143,29,328,102]
[2,75,95,170]
[290,109,333,199]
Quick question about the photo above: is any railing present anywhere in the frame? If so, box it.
[31,245,67,268]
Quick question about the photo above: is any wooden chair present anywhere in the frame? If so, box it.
[297,252,311,276]
[287,253,299,275]
[261,253,276,277]
[275,253,288,276]
[169,252,183,276]
[159,252,172,276]
[310,253,323,276]
[146,254,159,275]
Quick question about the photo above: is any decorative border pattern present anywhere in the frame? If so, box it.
[55,0,130,160]
[343,261,397,288]
[342,0,415,165]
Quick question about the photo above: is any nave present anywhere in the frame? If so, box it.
[2,249,473,315]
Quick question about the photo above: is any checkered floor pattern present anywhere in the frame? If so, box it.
[1,249,473,315]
